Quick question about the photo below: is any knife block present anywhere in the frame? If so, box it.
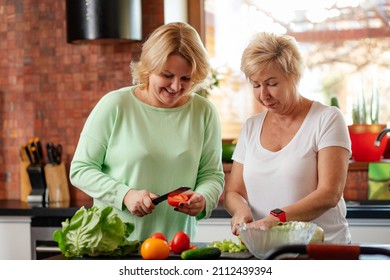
[44,162,70,202]
[26,164,47,204]
[20,160,32,202]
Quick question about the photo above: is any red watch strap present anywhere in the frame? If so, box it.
[270,208,286,222]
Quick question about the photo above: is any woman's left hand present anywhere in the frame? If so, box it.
[174,191,206,216]
[248,216,281,230]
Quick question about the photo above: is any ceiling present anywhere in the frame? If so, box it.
[245,0,390,42]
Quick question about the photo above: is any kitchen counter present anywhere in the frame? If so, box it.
[0,199,92,218]
[1,199,390,259]
[1,199,390,220]
[47,242,255,260]
[47,242,390,260]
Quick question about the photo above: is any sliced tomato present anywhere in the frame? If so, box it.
[168,193,189,207]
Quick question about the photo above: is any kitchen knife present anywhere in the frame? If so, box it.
[46,142,62,165]
[46,143,54,164]
[33,137,44,160]
[23,144,33,163]
[52,144,62,164]
[31,146,41,165]
[152,186,191,205]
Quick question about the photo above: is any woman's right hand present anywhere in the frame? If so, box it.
[123,189,158,217]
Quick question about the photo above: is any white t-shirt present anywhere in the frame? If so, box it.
[233,101,352,243]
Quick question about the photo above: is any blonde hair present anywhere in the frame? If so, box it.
[131,22,210,95]
[241,32,304,92]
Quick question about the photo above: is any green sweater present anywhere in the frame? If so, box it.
[70,86,224,241]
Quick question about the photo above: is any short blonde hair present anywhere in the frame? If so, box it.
[131,22,210,95]
[241,32,304,91]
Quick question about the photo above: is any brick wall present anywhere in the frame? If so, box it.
[344,170,369,200]
[0,0,164,200]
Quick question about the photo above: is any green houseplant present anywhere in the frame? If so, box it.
[197,68,219,98]
[347,82,387,162]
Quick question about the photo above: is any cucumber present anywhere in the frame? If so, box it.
[181,247,221,260]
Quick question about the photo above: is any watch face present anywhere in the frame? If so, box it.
[272,208,284,214]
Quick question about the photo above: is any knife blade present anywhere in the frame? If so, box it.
[152,186,191,205]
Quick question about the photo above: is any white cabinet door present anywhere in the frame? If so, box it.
[194,218,236,242]
[348,219,390,244]
[0,216,32,260]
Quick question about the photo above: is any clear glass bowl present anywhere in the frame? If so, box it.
[236,221,317,259]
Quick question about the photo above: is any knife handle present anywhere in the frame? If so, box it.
[46,143,55,164]
[53,144,62,164]
[23,145,33,163]
[34,137,44,160]
[31,146,41,165]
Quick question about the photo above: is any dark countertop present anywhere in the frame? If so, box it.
[47,243,390,260]
[0,199,93,218]
[47,242,255,260]
[0,199,231,222]
[1,199,390,222]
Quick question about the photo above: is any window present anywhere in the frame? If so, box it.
[204,0,390,139]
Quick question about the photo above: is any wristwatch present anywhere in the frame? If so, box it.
[270,208,286,222]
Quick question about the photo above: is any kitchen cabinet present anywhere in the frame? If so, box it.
[349,219,390,244]
[194,218,234,242]
[0,216,32,260]
[1,198,390,259]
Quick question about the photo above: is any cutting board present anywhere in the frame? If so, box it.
[163,250,253,259]
[52,250,254,260]
[220,251,253,259]
[56,243,254,260]
[193,242,254,259]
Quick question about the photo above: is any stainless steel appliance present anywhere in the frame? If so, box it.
[30,216,65,260]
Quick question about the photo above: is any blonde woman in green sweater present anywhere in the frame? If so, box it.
[70,22,224,241]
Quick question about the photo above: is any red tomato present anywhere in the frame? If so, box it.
[150,232,167,242]
[167,194,189,207]
[170,231,190,254]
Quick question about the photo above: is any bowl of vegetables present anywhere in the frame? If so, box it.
[236,221,317,259]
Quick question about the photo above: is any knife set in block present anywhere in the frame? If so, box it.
[20,139,69,205]
[21,162,70,205]
[44,162,70,202]
[26,163,48,204]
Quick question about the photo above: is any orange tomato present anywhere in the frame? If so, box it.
[140,238,170,260]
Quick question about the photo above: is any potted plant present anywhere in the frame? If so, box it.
[347,81,388,162]
[197,68,219,98]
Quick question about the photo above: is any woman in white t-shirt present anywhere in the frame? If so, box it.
[224,32,351,243]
